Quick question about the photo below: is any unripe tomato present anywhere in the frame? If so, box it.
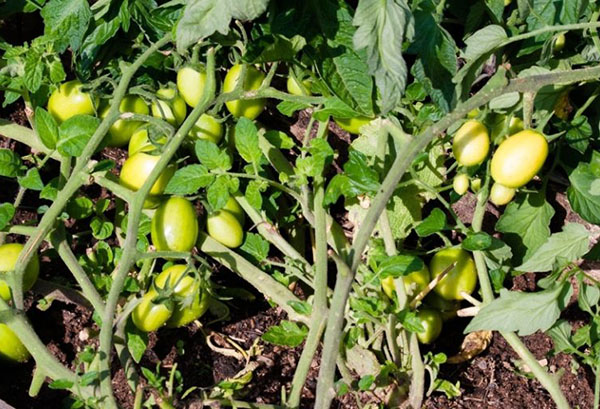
[452,120,490,167]
[119,153,175,209]
[101,95,149,147]
[131,291,173,332]
[489,183,516,206]
[223,196,245,224]
[151,197,199,252]
[223,64,266,120]
[155,265,210,327]
[415,309,442,344]
[188,114,223,144]
[453,174,469,195]
[508,117,524,135]
[491,115,524,142]
[151,88,187,126]
[470,177,482,193]
[382,266,430,300]
[128,128,167,156]
[554,33,566,52]
[47,80,95,123]
[333,116,372,135]
[177,66,206,107]
[423,293,459,321]
[287,76,311,96]
[467,108,480,119]
[430,248,477,301]
[207,210,244,248]
[490,130,548,188]
[0,323,30,362]
[0,243,40,301]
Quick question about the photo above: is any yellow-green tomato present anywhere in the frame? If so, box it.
[119,153,175,208]
[453,174,469,195]
[155,265,210,327]
[490,183,516,206]
[508,117,524,135]
[47,80,95,123]
[188,114,223,144]
[207,210,244,248]
[430,248,477,301]
[101,95,149,147]
[333,116,372,135]
[452,120,490,167]
[223,64,266,119]
[0,243,40,301]
[151,88,187,126]
[131,291,173,332]
[554,33,566,52]
[128,128,168,156]
[415,309,443,344]
[151,197,198,252]
[177,66,206,108]
[490,130,548,188]
[382,266,430,300]
[287,76,311,96]
[222,196,245,224]
[0,323,30,362]
[470,177,482,193]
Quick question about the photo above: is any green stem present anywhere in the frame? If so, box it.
[220,172,302,202]
[500,22,600,46]
[594,367,600,409]
[407,333,425,409]
[0,119,61,160]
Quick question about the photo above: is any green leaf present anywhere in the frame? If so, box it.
[165,164,214,195]
[40,177,59,201]
[262,320,308,347]
[516,223,590,273]
[235,118,263,164]
[496,192,554,265]
[244,34,306,63]
[377,255,424,278]
[66,196,94,220]
[35,107,59,150]
[483,238,513,275]
[288,300,312,316]
[323,150,379,205]
[90,216,114,240]
[547,320,575,353]
[0,203,15,230]
[79,371,99,387]
[23,50,44,93]
[57,115,100,157]
[462,232,492,251]
[559,0,588,24]
[565,116,591,154]
[264,130,295,150]
[353,0,413,113]
[240,232,269,263]
[386,185,422,239]
[126,323,148,364]
[415,208,446,237]
[358,374,375,391]
[41,0,92,52]
[465,282,572,336]
[0,148,23,177]
[207,175,229,211]
[295,138,334,180]
[245,180,263,209]
[18,168,44,191]
[277,100,309,117]
[567,151,600,224]
[48,379,75,390]
[195,140,231,171]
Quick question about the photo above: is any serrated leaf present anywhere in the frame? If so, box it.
[165,164,214,195]
[0,149,23,177]
[567,151,600,224]
[245,180,263,209]
[126,323,148,363]
[235,118,262,164]
[240,232,269,263]
[262,321,308,347]
[35,107,59,149]
[207,175,229,211]
[41,0,92,52]
[57,115,100,157]
[277,100,308,117]
[415,208,446,237]
[288,300,312,316]
[462,232,492,251]
[195,139,231,171]
[0,203,15,229]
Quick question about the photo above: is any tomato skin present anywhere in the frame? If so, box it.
[554,33,566,52]
[453,174,469,195]
[0,323,30,362]
[333,116,372,135]
[382,266,430,300]
[151,88,187,126]
[415,309,443,344]
[423,293,459,321]
[430,248,477,301]
[223,64,266,120]
[188,114,223,144]
[223,196,245,224]
[177,66,207,108]
[452,120,490,167]
[0,243,40,301]
[490,130,548,188]
[489,183,516,206]
[101,95,149,147]
[119,153,175,209]
[132,291,173,332]
[207,210,244,248]
[128,128,167,156]
[47,80,95,123]
[470,177,482,193]
[155,265,210,328]
[286,76,311,96]
[151,197,199,253]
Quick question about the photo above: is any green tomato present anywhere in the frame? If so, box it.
[554,33,566,52]
[333,116,372,135]
[0,243,40,301]
[223,196,245,224]
[470,177,482,193]
[177,66,207,107]
[131,291,173,332]
[415,309,442,344]
[47,80,95,123]
[0,323,30,362]
[151,88,187,126]
[452,120,490,167]
[490,129,548,188]
[453,174,469,196]
[101,95,149,147]
[188,114,223,144]
[119,153,175,209]
[223,64,266,120]
[423,292,459,321]
[207,210,244,248]
[491,114,524,142]
[489,182,516,206]
[155,265,210,328]
[382,266,430,300]
[430,248,477,301]
[128,128,168,156]
[151,197,199,253]
[286,76,311,96]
